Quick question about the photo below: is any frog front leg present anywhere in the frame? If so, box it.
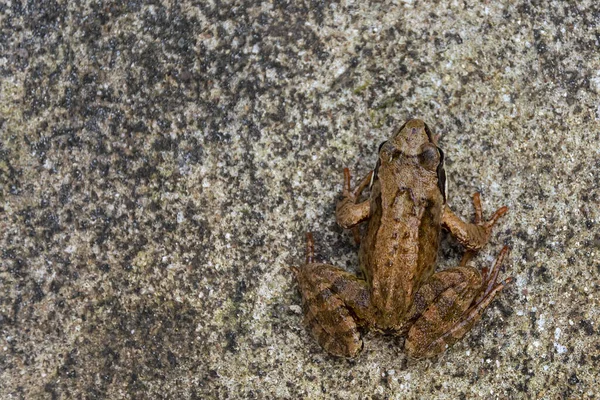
[443,193,508,251]
[404,247,512,358]
[292,233,373,357]
[336,168,373,229]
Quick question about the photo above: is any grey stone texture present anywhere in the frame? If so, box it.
[0,1,599,398]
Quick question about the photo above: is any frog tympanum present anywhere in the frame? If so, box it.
[292,119,511,359]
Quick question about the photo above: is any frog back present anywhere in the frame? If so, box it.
[359,162,444,329]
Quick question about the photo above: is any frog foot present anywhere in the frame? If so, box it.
[443,193,508,251]
[466,192,508,251]
[472,192,508,232]
[336,168,373,237]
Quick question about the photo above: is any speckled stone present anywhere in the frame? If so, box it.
[1,1,599,399]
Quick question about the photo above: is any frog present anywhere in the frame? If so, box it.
[292,119,511,359]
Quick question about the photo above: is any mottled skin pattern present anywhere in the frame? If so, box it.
[293,119,511,358]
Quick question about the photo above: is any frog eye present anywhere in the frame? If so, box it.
[417,145,440,171]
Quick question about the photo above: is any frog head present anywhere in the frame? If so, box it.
[372,119,447,202]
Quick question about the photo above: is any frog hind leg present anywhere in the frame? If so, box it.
[292,233,372,357]
[405,247,512,359]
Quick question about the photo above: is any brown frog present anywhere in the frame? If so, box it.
[292,119,511,358]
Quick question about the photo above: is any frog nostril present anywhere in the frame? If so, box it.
[411,128,418,135]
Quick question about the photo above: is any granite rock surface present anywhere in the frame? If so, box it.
[1,1,599,398]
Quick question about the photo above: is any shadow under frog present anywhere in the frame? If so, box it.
[292,119,511,359]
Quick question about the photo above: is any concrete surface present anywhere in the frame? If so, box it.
[1,1,599,398]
